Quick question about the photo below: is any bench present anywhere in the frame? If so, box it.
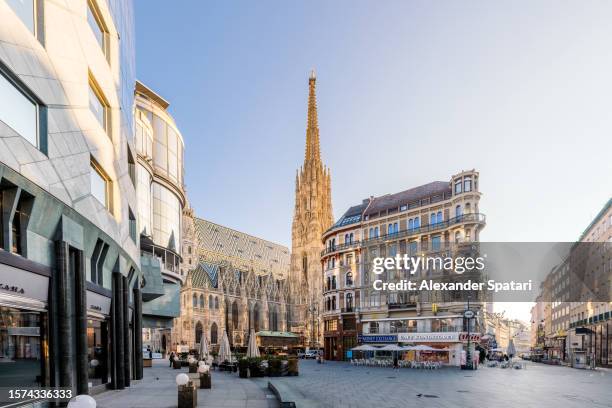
[267,381,322,408]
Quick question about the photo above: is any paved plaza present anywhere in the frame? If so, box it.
[92,359,612,408]
[94,360,279,408]
[270,360,612,408]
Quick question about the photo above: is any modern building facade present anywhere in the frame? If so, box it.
[174,216,299,351]
[289,71,333,348]
[567,198,611,367]
[134,81,186,355]
[320,170,487,364]
[531,198,611,367]
[0,0,142,393]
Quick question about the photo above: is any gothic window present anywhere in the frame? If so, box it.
[302,255,308,281]
[199,294,204,308]
[210,322,218,344]
[456,205,462,218]
[232,301,239,330]
[253,303,261,333]
[331,275,336,289]
[209,295,213,308]
[195,321,203,344]
[215,296,219,309]
[331,296,336,310]
[192,294,197,307]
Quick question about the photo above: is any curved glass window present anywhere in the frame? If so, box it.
[152,183,181,252]
[136,164,152,235]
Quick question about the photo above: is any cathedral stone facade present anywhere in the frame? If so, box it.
[290,72,334,347]
[173,211,294,350]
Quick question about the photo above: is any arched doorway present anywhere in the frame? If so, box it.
[210,322,218,344]
[195,321,203,345]
[161,335,167,353]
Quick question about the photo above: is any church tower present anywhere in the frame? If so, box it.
[290,71,333,347]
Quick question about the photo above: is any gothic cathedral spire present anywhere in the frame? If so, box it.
[290,71,333,346]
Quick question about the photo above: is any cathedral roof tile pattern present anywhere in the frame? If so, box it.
[193,218,290,280]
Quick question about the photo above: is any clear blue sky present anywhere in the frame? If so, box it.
[135,0,612,253]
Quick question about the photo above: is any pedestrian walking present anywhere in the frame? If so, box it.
[169,351,175,367]
[393,355,399,370]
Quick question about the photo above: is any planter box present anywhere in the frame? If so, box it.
[143,358,152,368]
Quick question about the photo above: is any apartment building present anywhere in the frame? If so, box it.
[320,170,486,365]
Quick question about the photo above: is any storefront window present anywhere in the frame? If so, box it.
[0,307,44,386]
[87,319,108,386]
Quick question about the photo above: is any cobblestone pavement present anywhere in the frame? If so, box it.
[270,360,612,408]
[94,360,279,408]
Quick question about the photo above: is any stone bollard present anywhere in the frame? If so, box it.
[176,374,197,408]
[67,394,96,408]
[188,357,198,373]
[173,357,181,369]
[198,363,211,389]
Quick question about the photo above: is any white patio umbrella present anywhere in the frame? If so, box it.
[351,345,378,351]
[379,344,404,351]
[246,329,260,358]
[411,345,437,351]
[198,334,209,361]
[218,330,231,363]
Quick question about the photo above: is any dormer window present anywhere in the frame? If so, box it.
[454,179,462,194]
[464,176,472,192]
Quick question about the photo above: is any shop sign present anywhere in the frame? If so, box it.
[358,334,397,343]
[397,332,460,343]
[8,327,40,336]
[0,264,49,303]
[0,284,25,294]
[86,290,111,315]
[459,333,481,342]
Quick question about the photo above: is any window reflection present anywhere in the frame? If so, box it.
[0,307,44,387]
[87,0,105,51]
[152,183,181,253]
[0,68,38,147]
[89,84,106,131]
[6,0,35,34]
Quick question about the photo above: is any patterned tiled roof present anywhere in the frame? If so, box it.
[194,218,290,279]
[192,261,220,288]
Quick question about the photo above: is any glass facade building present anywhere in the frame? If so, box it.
[0,0,142,395]
[134,81,186,355]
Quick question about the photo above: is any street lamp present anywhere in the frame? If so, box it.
[308,299,319,349]
[463,294,475,370]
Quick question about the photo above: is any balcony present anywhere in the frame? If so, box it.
[321,213,486,256]
[388,302,417,310]
[321,240,361,257]
[341,307,355,314]
[361,213,486,246]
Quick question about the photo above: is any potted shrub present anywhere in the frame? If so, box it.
[288,357,298,376]
[269,358,282,377]
[238,358,249,378]
[249,357,263,377]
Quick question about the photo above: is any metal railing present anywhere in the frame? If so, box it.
[321,213,486,256]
